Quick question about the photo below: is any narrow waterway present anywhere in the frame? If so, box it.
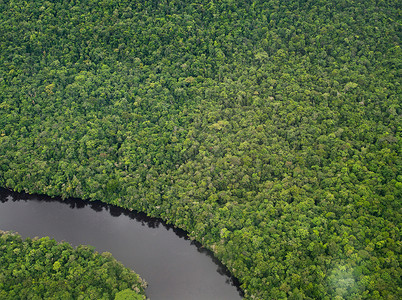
[0,188,242,300]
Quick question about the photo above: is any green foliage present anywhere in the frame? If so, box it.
[0,0,401,299]
[115,289,143,300]
[0,231,146,299]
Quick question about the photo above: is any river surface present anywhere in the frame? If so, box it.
[0,188,242,300]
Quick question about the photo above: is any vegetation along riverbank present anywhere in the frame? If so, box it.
[0,231,146,299]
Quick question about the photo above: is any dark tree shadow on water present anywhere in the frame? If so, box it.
[108,205,122,217]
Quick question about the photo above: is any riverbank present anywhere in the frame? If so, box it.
[0,188,243,300]
[0,230,147,299]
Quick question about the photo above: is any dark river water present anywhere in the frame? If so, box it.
[0,188,242,300]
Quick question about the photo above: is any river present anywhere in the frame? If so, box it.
[0,188,242,300]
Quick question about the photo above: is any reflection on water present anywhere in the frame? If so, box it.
[0,188,242,300]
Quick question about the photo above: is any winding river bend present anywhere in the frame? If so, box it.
[0,188,242,300]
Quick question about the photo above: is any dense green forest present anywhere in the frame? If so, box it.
[0,231,146,299]
[0,0,400,299]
